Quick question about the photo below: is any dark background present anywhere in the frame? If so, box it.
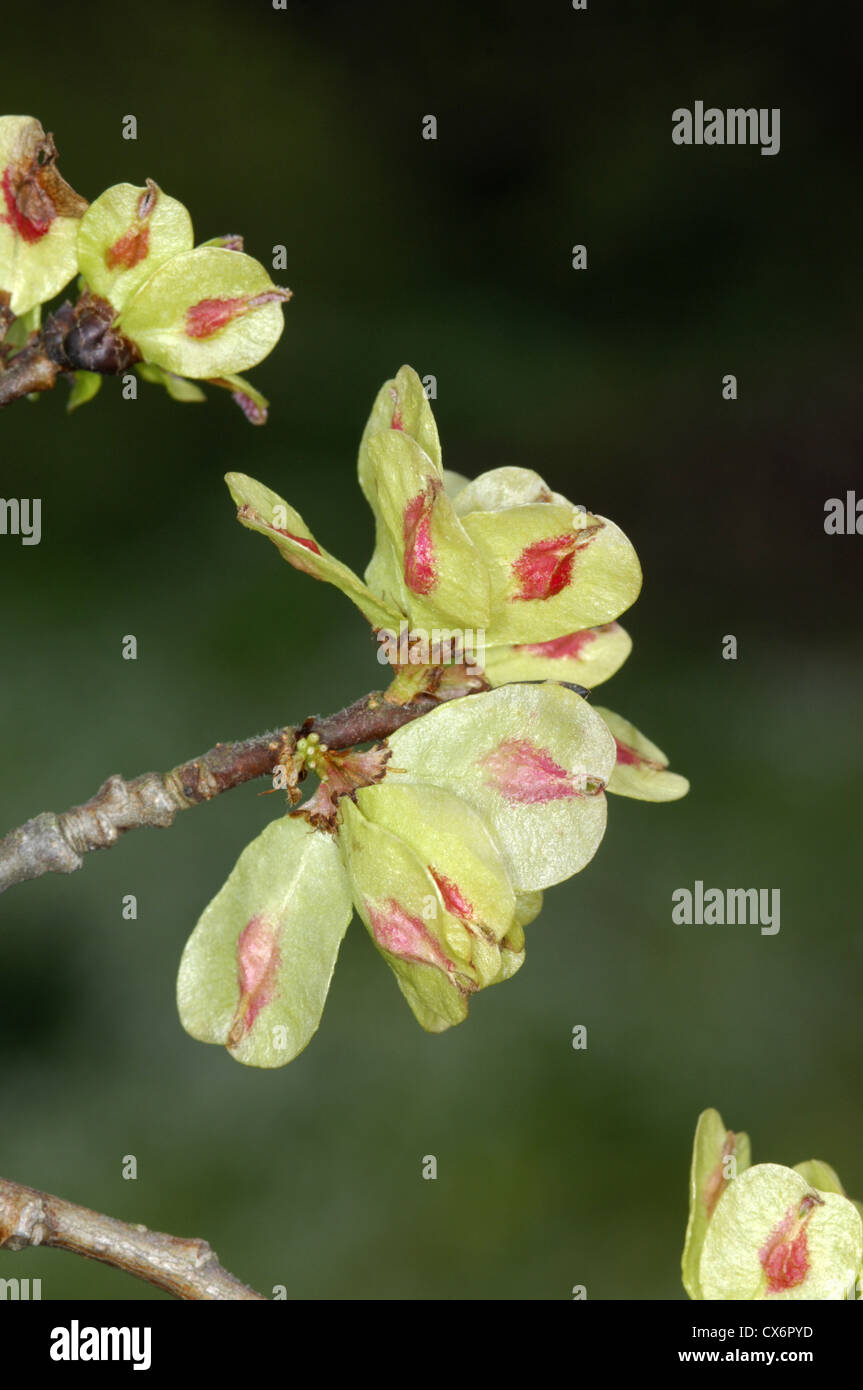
[1,0,860,1299]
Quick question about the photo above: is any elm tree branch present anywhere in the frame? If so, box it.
[0,1174,265,1301]
[0,687,466,895]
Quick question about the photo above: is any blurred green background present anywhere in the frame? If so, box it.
[1,0,861,1299]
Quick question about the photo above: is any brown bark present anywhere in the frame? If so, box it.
[0,1175,265,1301]
[0,687,467,895]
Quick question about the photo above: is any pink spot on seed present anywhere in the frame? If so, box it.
[368,899,453,972]
[614,738,664,772]
[759,1196,820,1295]
[511,534,577,601]
[429,868,475,923]
[403,482,440,594]
[228,913,281,1044]
[480,738,581,804]
[517,629,597,659]
[185,296,246,340]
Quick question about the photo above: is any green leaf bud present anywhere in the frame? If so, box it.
[66,370,102,412]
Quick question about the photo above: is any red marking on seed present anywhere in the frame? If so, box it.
[614,738,664,772]
[759,1196,821,1295]
[368,898,453,972]
[403,483,440,594]
[391,406,404,430]
[229,913,281,1043]
[274,530,320,554]
[703,1132,736,1220]
[105,224,150,270]
[511,534,576,601]
[480,738,581,804]
[1,168,51,243]
[185,296,246,339]
[429,868,475,923]
[517,629,597,659]
[271,526,321,575]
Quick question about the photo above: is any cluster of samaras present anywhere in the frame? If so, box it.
[0,115,289,419]
[178,366,689,1067]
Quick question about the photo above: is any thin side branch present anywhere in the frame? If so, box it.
[0,339,59,404]
[0,686,468,895]
[0,1174,265,1301]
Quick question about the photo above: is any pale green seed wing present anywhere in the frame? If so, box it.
[338,798,481,1032]
[592,706,689,802]
[0,117,84,315]
[77,181,194,313]
[452,466,559,514]
[225,471,400,630]
[177,816,353,1068]
[119,246,288,377]
[0,217,79,317]
[136,362,206,402]
[364,430,491,629]
[792,1160,847,1196]
[358,366,444,616]
[356,782,518,944]
[482,622,632,687]
[699,1163,863,1300]
[357,364,442,504]
[682,1108,751,1300]
[460,503,642,644]
[443,469,471,500]
[384,684,616,891]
